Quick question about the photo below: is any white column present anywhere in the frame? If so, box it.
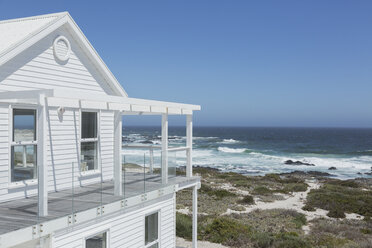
[161,113,168,184]
[114,111,122,196]
[186,114,193,178]
[37,94,48,216]
[192,185,198,248]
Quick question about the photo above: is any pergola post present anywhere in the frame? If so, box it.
[186,114,193,178]
[114,111,123,196]
[192,185,198,248]
[161,113,168,184]
[38,94,48,216]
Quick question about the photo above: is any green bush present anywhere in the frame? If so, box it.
[176,213,192,240]
[302,205,316,212]
[281,183,308,193]
[327,179,361,188]
[274,232,312,248]
[203,217,250,245]
[360,228,372,234]
[251,232,274,248]
[252,186,272,195]
[239,195,255,205]
[327,208,346,218]
[304,183,372,218]
[264,173,281,182]
[292,214,307,228]
[200,184,236,199]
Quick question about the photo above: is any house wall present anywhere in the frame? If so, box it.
[0,104,10,199]
[0,25,117,201]
[0,104,115,201]
[53,194,176,248]
[0,25,116,95]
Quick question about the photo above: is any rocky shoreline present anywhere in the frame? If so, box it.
[176,167,372,248]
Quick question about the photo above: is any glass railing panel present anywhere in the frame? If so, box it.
[145,149,162,192]
[168,148,188,178]
[168,150,177,178]
[122,153,147,197]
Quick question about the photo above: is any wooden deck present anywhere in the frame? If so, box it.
[0,172,196,235]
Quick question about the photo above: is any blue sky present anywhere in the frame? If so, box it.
[1,1,372,127]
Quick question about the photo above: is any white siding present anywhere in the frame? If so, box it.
[0,104,9,199]
[47,107,80,191]
[0,24,120,201]
[0,25,115,95]
[0,105,115,201]
[53,195,176,248]
[100,110,114,181]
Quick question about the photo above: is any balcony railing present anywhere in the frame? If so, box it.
[0,144,196,244]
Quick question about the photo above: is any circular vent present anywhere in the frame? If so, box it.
[53,36,71,62]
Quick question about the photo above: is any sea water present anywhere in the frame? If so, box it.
[122,126,372,179]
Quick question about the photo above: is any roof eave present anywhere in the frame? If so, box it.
[0,12,128,98]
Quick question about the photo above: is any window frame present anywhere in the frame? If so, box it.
[83,228,110,248]
[9,106,38,186]
[80,110,100,175]
[144,210,161,248]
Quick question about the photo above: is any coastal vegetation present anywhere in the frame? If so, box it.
[303,178,372,218]
[176,167,372,248]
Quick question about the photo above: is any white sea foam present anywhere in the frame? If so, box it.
[221,139,240,144]
[217,147,247,153]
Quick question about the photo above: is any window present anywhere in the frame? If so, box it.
[11,109,37,182]
[86,232,107,248]
[80,112,98,172]
[145,212,159,248]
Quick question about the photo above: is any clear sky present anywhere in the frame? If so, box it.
[1,1,372,127]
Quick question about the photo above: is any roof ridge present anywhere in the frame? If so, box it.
[0,11,68,25]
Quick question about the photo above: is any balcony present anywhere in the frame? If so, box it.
[0,146,199,247]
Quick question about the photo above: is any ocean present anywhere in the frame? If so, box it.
[122,126,372,179]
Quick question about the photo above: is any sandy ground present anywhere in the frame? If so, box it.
[177,237,229,248]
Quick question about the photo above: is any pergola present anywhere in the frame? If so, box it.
[0,88,201,248]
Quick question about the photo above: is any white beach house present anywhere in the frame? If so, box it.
[0,12,200,248]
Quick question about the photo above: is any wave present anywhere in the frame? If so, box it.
[221,139,240,144]
[217,147,249,153]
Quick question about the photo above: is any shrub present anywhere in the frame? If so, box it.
[264,173,281,182]
[176,213,192,240]
[251,232,274,248]
[304,183,372,218]
[203,217,250,245]
[360,228,372,234]
[282,183,308,193]
[200,184,236,199]
[239,195,255,205]
[292,214,307,228]
[302,205,316,212]
[327,208,346,218]
[252,186,272,195]
[327,179,361,188]
[274,232,312,248]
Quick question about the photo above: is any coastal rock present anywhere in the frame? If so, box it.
[284,160,315,166]
[307,171,333,177]
[328,167,337,170]
[280,170,333,178]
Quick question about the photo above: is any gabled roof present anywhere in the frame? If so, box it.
[0,12,128,97]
